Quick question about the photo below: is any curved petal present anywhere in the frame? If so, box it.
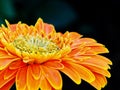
[16,24,29,36]
[27,65,40,90]
[30,64,41,80]
[70,37,102,47]
[68,48,81,56]
[44,23,55,35]
[44,60,64,69]
[41,66,62,89]
[90,73,107,89]
[35,18,44,32]
[79,38,97,43]
[69,32,82,40]
[5,20,17,31]
[60,46,71,56]
[6,44,22,57]
[16,66,27,90]
[84,64,111,78]
[0,69,15,88]
[0,48,8,56]
[9,60,27,70]
[40,74,52,90]
[80,56,111,70]
[68,62,95,83]
[24,87,29,90]
[0,57,19,70]
[4,68,17,80]
[94,55,112,65]
[0,42,4,48]
[60,61,81,84]
[0,79,15,90]
[85,46,109,55]
[71,38,97,48]
[84,42,104,46]
[63,31,82,40]
[8,24,17,31]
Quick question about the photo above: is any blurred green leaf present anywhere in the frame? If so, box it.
[0,0,77,29]
[0,0,16,19]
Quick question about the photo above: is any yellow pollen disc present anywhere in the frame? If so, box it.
[12,35,60,56]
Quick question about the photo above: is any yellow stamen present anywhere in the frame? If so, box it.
[12,35,59,54]
[9,34,60,64]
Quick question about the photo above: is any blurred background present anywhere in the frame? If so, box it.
[0,0,119,90]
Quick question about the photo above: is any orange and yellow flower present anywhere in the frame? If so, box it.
[0,18,112,90]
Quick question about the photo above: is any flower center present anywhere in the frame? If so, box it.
[12,35,60,55]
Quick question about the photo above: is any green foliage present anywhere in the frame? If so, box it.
[0,0,77,28]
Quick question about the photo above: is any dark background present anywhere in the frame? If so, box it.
[0,0,119,90]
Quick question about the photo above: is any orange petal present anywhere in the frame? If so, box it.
[40,74,52,90]
[16,23,29,36]
[71,38,97,48]
[24,87,29,90]
[60,61,81,84]
[0,79,15,90]
[69,32,82,40]
[72,41,103,48]
[79,38,97,43]
[60,46,71,57]
[41,66,62,89]
[44,60,64,69]
[0,58,20,70]
[9,60,27,70]
[94,55,112,65]
[35,18,44,31]
[51,88,62,90]
[27,65,40,90]
[0,42,4,48]
[80,56,111,70]
[68,62,95,83]
[68,48,81,56]
[0,69,15,88]
[90,73,107,89]
[6,44,22,57]
[85,42,104,46]
[85,46,109,54]
[30,64,41,80]
[16,66,27,90]
[44,23,55,35]
[0,48,8,56]
[5,20,17,31]
[4,68,17,80]
[72,55,91,61]
[9,24,17,31]
[71,39,81,48]
[84,65,111,78]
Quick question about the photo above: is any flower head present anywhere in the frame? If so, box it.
[0,18,112,90]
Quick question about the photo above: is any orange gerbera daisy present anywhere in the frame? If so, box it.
[0,18,112,90]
